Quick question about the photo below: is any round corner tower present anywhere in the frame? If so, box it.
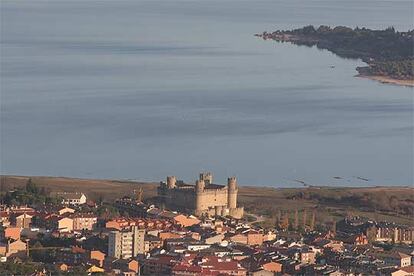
[195,179,205,193]
[195,179,206,215]
[227,177,238,209]
[166,176,177,189]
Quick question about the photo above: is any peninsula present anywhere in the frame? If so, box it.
[255,25,414,86]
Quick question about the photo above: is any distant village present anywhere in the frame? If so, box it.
[0,173,413,275]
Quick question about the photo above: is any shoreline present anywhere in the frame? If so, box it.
[356,74,414,87]
[1,174,412,190]
[255,28,414,88]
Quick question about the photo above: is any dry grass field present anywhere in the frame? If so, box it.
[0,175,158,202]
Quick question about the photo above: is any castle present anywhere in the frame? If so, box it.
[157,172,244,219]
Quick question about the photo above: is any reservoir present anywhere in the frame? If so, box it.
[1,0,413,186]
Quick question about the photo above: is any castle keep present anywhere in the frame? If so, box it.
[157,173,244,219]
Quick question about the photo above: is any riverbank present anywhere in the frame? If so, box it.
[356,74,414,87]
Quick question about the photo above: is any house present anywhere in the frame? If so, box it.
[15,213,32,229]
[172,255,247,276]
[300,249,316,265]
[173,215,200,228]
[250,269,275,276]
[205,234,225,245]
[59,193,87,205]
[71,214,97,231]
[89,250,106,267]
[382,251,412,268]
[391,265,414,276]
[4,227,21,241]
[111,259,140,274]
[5,239,27,258]
[159,231,183,241]
[229,233,248,245]
[58,207,75,216]
[86,265,105,273]
[247,231,264,246]
[57,217,74,233]
[262,261,283,273]
[143,255,178,275]
[144,235,163,253]
[229,230,264,246]
[0,211,10,227]
[57,246,86,266]
[172,264,202,276]
[105,218,173,231]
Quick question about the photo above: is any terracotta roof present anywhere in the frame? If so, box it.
[172,264,203,273]
[146,255,178,265]
[401,266,414,273]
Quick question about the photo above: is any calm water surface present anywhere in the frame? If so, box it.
[1,0,413,187]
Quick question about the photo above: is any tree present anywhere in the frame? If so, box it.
[280,214,289,230]
[25,178,38,194]
[302,209,307,229]
[294,209,299,230]
[310,209,316,230]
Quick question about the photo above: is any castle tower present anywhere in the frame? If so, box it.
[195,179,206,216]
[199,172,213,185]
[195,179,205,193]
[166,176,177,189]
[227,177,238,209]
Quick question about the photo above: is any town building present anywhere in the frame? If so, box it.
[0,239,27,258]
[72,214,97,231]
[158,172,244,219]
[15,213,32,229]
[57,217,74,233]
[59,192,87,205]
[3,227,21,241]
[58,207,75,216]
[108,226,145,259]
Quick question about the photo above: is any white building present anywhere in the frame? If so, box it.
[59,193,87,205]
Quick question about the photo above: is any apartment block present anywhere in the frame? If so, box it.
[108,226,145,259]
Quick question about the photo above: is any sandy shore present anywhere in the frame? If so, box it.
[356,74,414,87]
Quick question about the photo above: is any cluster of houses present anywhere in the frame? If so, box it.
[0,192,413,276]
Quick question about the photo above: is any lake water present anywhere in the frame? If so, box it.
[1,0,413,187]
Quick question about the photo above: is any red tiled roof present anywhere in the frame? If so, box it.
[146,255,178,265]
[172,264,203,273]
[401,266,414,273]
